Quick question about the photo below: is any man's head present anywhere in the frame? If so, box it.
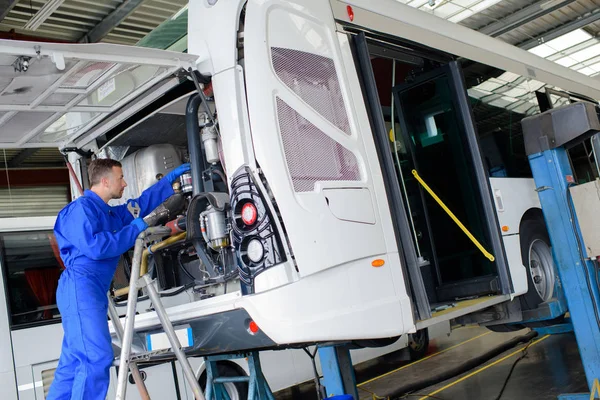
[88,158,127,202]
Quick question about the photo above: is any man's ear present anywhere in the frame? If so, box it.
[100,175,110,187]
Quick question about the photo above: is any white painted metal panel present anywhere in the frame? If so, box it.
[0,256,17,400]
[241,0,414,340]
[569,180,600,258]
[0,40,198,148]
[502,234,528,296]
[489,178,541,235]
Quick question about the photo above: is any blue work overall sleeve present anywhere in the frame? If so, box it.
[47,177,174,400]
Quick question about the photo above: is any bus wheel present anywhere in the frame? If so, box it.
[520,217,556,310]
[199,362,249,400]
[408,329,429,360]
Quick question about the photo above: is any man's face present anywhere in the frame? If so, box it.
[107,166,128,199]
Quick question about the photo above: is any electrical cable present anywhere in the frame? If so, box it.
[177,249,203,282]
[302,347,327,400]
[381,331,538,399]
[492,337,535,400]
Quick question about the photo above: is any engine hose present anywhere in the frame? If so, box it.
[381,330,538,399]
[113,282,198,306]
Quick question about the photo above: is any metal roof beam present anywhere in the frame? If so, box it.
[78,0,144,43]
[0,0,19,20]
[479,0,575,37]
[517,9,600,50]
[7,148,40,168]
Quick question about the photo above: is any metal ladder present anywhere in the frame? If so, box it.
[107,227,276,400]
[108,227,205,400]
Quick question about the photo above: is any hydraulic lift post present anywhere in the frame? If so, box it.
[522,102,600,399]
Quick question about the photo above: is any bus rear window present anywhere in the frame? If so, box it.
[1,231,64,329]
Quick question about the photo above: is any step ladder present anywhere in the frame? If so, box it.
[107,227,275,400]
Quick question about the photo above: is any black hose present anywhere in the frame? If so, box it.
[382,330,539,399]
[113,282,197,306]
[186,94,205,196]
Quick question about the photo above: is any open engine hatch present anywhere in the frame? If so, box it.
[0,39,198,149]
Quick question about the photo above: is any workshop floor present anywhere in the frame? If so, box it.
[275,326,588,400]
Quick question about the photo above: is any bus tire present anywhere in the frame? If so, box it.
[199,362,249,400]
[519,217,556,311]
[408,329,429,360]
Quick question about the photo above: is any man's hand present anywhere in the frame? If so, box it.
[130,217,148,233]
[165,163,191,184]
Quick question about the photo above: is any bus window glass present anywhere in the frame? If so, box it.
[462,59,599,182]
[1,231,63,328]
[461,61,545,178]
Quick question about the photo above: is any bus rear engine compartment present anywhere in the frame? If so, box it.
[108,94,285,301]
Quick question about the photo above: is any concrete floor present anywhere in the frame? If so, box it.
[275,326,588,400]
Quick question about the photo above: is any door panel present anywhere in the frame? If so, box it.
[392,62,509,300]
[244,0,392,278]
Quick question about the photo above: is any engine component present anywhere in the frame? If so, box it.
[112,144,183,205]
[166,216,187,235]
[201,206,229,250]
[186,192,233,278]
[186,95,207,195]
[179,172,193,194]
[201,123,220,164]
[143,194,186,227]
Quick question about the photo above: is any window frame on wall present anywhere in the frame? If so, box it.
[0,229,64,330]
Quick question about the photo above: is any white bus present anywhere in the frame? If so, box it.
[0,216,447,399]
[1,0,599,398]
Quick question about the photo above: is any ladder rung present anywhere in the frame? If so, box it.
[213,376,251,384]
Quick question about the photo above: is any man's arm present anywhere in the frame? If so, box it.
[56,202,144,260]
[114,163,190,224]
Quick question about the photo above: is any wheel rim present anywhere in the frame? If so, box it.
[224,382,240,400]
[201,379,242,400]
[528,238,555,302]
[409,330,426,352]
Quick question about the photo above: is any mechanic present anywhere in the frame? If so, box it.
[47,158,190,400]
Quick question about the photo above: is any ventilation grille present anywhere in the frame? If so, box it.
[271,47,351,136]
[276,98,360,192]
[42,368,56,398]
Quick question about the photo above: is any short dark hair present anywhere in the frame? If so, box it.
[88,158,122,186]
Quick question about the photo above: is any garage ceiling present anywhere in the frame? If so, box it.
[0,0,187,45]
[0,0,187,169]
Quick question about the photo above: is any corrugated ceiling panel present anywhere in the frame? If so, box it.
[1,0,186,45]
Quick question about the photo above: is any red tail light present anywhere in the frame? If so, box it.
[241,202,258,226]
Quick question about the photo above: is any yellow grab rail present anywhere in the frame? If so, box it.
[411,169,495,262]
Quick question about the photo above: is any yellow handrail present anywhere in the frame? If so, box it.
[411,169,495,262]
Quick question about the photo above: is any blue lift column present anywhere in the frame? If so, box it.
[522,102,600,399]
[318,345,360,400]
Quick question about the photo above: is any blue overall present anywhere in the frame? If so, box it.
[47,178,174,400]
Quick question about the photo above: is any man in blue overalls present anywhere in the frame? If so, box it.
[47,158,190,400]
